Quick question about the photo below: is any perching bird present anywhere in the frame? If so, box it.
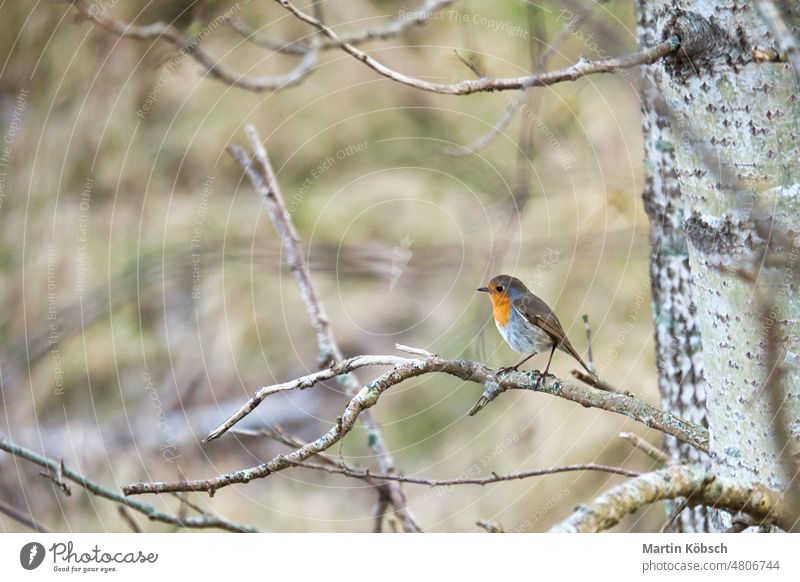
[477,274,594,382]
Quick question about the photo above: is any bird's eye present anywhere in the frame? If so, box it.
[496,285,504,292]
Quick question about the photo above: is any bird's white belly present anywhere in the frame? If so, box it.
[495,312,553,353]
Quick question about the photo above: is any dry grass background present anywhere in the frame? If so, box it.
[1,0,667,532]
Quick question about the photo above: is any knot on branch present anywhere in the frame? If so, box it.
[661,11,740,76]
[683,211,762,257]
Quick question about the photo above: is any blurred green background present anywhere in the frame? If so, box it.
[1,0,666,532]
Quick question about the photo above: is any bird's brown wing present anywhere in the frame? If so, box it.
[513,295,595,377]
[512,294,566,342]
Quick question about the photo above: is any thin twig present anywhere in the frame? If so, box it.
[283,458,641,484]
[229,426,344,469]
[619,432,671,464]
[39,458,72,496]
[449,1,598,155]
[753,0,800,87]
[0,436,258,532]
[372,486,391,533]
[275,0,680,95]
[233,427,639,484]
[69,0,318,92]
[395,343,435,357]
[202,355,409,442]
[226,0,454,55]
[117,506,142,533]
[0,497,50,532]
[226,126,419,532]
[582,314,596,376]
[452,49,486,79]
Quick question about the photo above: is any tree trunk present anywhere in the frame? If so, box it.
[637,0,800,531]
[636,0,710,532]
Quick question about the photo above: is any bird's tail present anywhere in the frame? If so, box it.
[559,339,597,379]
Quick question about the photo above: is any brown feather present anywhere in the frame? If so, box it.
[513,294,595,377]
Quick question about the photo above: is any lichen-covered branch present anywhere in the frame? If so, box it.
[122,352,708,497]
[549,464,786,533]
[467,364,709,452]
[203,355,410,443]
[0,436,258,532]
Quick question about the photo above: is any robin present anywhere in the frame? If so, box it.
[477,274,595,382]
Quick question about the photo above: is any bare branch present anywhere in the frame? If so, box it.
[204,351,707,451]
[582,314,596,376]
[372,486,391,533]
[229,426,344,469]
[275,0,680,95]
[227,0,454,55]
[283,458,641,485]
[619,432,671,464]
[117,506,142,533]
[123,355,707,497]
[449,0,597,155]
[227,125,419,532]
[234,426,639,486]
[753,0,800,86]
[395,343,435,357]
[39,458,72,496]
[203,355,410,443]
[0,436,258,532]
[69,0,318,92]
[225,15,310,55]
[0,497,50,532]
[550,464,786,533]
[452,49,486,79]
[465,366,708,452]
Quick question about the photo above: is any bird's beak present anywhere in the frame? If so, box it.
[476,287,489,293]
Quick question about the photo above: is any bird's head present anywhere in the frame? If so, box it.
[477,274,527,302]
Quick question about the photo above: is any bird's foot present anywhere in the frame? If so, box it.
[496,366,518,377]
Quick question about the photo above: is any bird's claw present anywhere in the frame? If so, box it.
[496,366,517,377]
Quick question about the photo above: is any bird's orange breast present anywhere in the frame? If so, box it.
[490,294,513,327]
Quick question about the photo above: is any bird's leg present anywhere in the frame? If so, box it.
[535,345,557,386]
[497,352,537,376]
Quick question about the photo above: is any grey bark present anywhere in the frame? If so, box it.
[638,0,800,531]
[636,0,710,532]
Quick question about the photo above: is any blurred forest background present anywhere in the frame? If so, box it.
[1,0,669,532]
